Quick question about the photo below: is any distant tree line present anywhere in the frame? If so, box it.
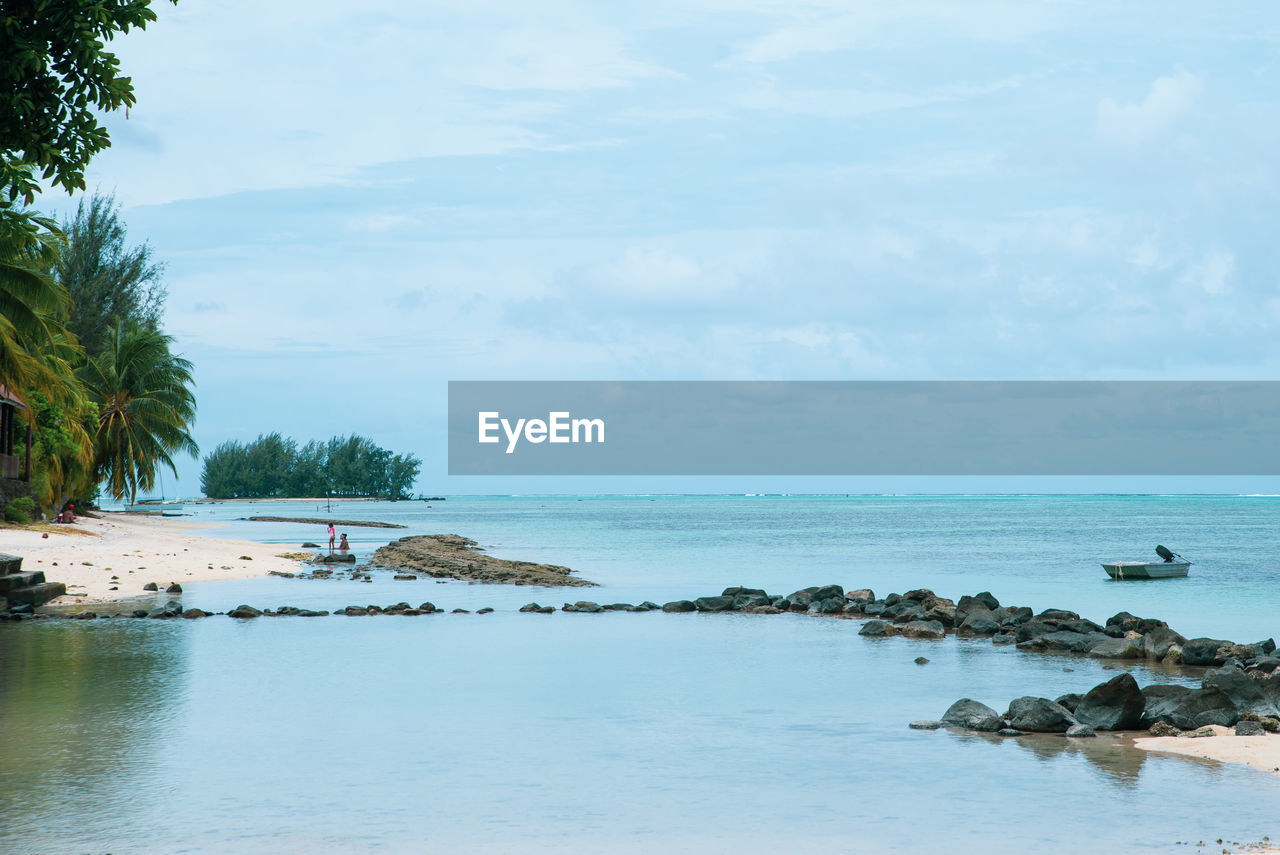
[200,433,421,500]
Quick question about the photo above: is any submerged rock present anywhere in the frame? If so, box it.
[228,604,263,619]
[369,534,596,586]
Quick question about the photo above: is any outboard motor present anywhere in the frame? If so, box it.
[1155,544,1176,563]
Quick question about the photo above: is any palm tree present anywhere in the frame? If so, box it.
[79,322,198,503]
[0,212,84,405]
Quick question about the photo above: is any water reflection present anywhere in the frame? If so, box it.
[0,622,188,847]
[950,730,1151,787]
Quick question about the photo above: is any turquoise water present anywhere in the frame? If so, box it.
[3,495,1280,853]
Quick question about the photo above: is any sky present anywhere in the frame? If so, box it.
[47,0,1280,495]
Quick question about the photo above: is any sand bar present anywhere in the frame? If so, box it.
[0,512,306,603]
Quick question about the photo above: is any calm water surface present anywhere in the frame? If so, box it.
[2,495,1279,854]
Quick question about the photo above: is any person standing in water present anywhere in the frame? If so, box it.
[339,533,350,551]
[327,523,336,551]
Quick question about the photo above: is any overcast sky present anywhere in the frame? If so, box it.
[52,1,1280,495]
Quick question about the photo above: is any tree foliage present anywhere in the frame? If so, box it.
[0,0,176,218]
[201,433,421,500]
[58,192,166,358]
[0,212,85,408]
[79,321,197,503]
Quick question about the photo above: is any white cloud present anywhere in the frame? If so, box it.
[1096,67,1203,147]
[1182,248,1235,295]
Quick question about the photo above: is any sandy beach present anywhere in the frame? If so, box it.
[1135,726,1280,779]
[0,512,308,603]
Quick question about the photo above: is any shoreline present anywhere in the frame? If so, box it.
[0,512,308,603]
[1134,725,1280,779]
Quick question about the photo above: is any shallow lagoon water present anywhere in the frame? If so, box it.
[3,495,1280,853]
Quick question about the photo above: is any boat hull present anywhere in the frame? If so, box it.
[1102,560,1190,580]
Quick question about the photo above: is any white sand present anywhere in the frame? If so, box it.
[1134,725,1280,779]
[0,512,308,603]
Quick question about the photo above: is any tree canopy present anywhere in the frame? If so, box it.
[0,0,176,220]
[59,192,166,358]
[201,433,422,501]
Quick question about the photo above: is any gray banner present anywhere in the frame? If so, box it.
[447,381,1280,475]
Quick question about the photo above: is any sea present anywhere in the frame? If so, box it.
[2,494,1280,854]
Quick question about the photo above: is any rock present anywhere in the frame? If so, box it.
[342,606,370,616]
[1066,724,1097,738]
[744,605,783,614]
[909,720,945,730]
[1035,608,1080,622]
[914,656,930,665]
[1074,673,1145,731]
[884,593,902,607]
[572,601,603,613]
[166,583,183,593]
[862,602,887,616]
[859,620,891,637]
[1088,636,1144,660]
[1004,697,1077,733]
[997,728,1024,737]
[452,609,470,614]
[393,574,418,581]
[694,596,735,612]
[961,591,1000,611]
[923,598,957,627]
[1056,693,1083,713]
[1106,612,1169,635]
[1014,619,1058,643]
[809,598,846,615]
[1139,684,1194,727]
[1018,630,1107,654]
[417,602,437,612]
[941,698,1001,729]
[882,601,925,621]
[662,600,696,613]
[994,605,1033,627]
[369,534,596,586]
[1166,687,1240,729]
[301,542,320,548]
[519,603,545,613]
[897,620,946,639]
[1187,726,1217,738]
[1202,665,1280,717]
[131,609,148,618]
[1235,720,1266,736]
[1060,618,1105,635]
[846,588,875,602]
[228,604,263,619]
[142,582,158,591]
[991,633,1016,645]
[1182,637,1235,666]
[958,613,1001,636]
[477,607,494,614]
[1148,721,1182,737]
[1142,627,1188,660]
[902,588,934,602]
[733,593,772,609]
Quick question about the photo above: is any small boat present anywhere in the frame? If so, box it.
[1102,545,1191,580]
[125,498,185,516]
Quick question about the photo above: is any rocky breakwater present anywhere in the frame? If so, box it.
[369,535,597,586]
[917,667,1280,740]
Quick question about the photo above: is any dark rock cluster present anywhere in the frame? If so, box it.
[929,669,1280,737]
